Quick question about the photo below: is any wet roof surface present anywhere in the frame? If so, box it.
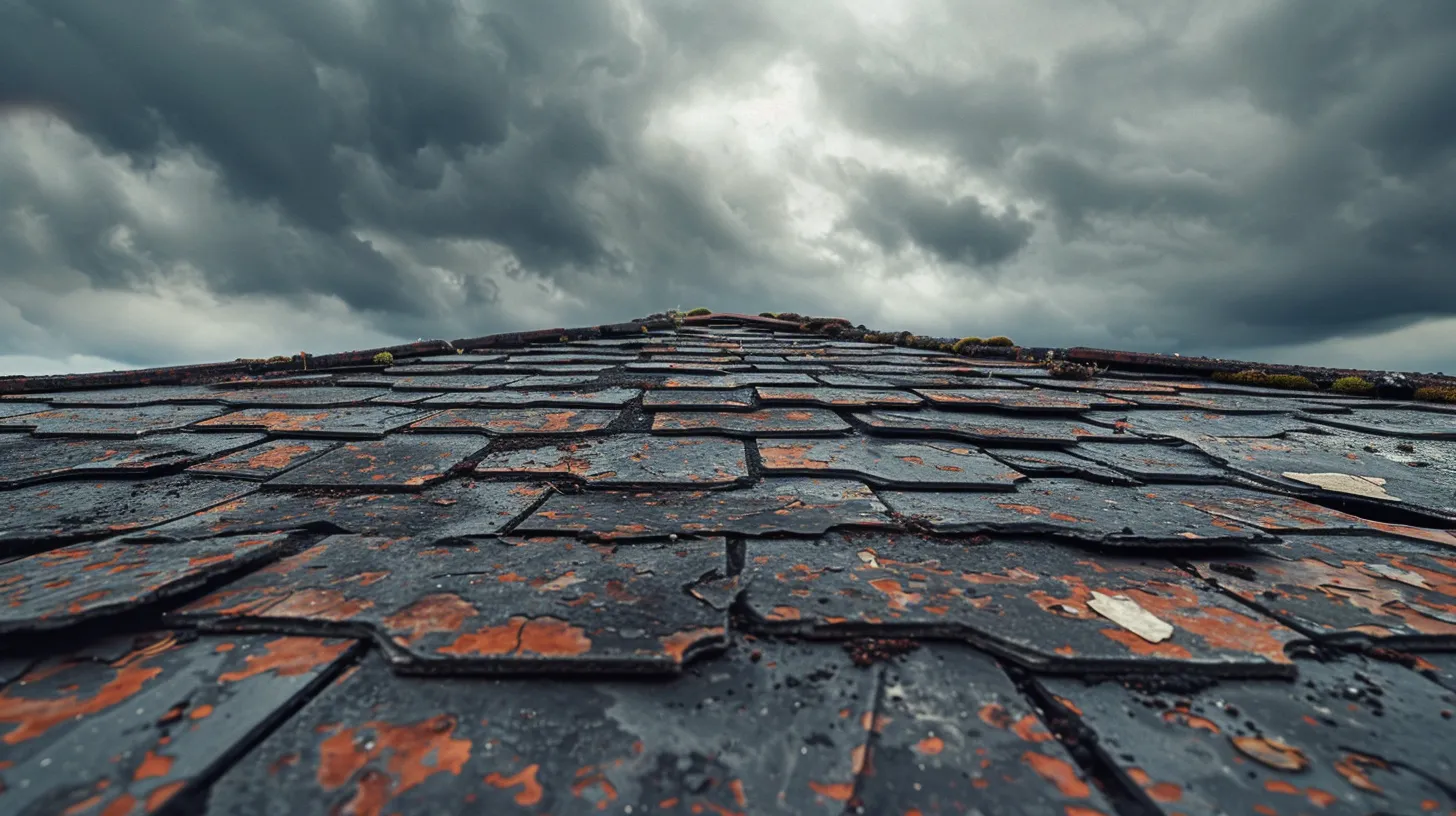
[1,319,1455,815]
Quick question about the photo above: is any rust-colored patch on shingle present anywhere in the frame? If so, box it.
[217,637,354,683]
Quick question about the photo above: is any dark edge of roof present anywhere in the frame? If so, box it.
[2,311,1452,400]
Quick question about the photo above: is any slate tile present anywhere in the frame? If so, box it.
[0,433,264,487]
[986,448,1145,486]
[264,435,487,491]
[916,387,1135,412]
[0,402,50,420]
[504,353,637,364]
[1187,535,1456,647]
[204,641,877,815]
[652,408,850,437]
[741,531,1301,673]
[1158,485,1456,549]
[367,391,448,405]
[651,372,818,388]
[517,478,891,539]
[1029,378,1179,394]
[408,353,507,364]
[834,364,984,377]
[1038,654,1456,814]
[0,533,294,633]
[755,386,924,407]
[809,374,939,389]
[1186,432,1456,517]
[25,386,225,406]
[858,645,1117,815]
[0,405,228,438]
[209,373,337,388]
[0,631,359,816]
[380,374,531,391]
[476,434,749,486]
[186,438,341,480]
[641,388,756,410]
[643,355,745,364]
[1305,407,1456,439]
[471,364,615,374]
[624,362,747,374]
[195,406,438,438]
[857,408,1120,444]
[757,437,1025,489]
[211,387,393,406]
[177,535,728,674]
[1067,441,1230,483]
[136,480,549,542]
[1089,410,1333,440]
[0,476,256,556]
[382,363,476,374]
[505,374,605,387]
[877,480,1273,546]
[1119,392,1340,414]
[407,407,619,435]
[418,387,639,408]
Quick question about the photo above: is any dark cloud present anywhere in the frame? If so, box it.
[1,0,1455,373]
[845,173,1033,266]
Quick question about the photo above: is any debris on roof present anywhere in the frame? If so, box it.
[2,312,1454,814]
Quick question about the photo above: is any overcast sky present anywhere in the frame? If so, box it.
[3,0,1454,376]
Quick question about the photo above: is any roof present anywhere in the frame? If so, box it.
[1,313,1454,815]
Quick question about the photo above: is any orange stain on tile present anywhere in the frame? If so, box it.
[217,637,352,683]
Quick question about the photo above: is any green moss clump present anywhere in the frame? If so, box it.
[1212,369,1318,391]
[983,336,1014,347]
[951,337,982,353]
[758,312,777,318]
[1330,376,1375,395]
[371,351,394,365]
[685,307,712,316]
[1414,386,1456,404]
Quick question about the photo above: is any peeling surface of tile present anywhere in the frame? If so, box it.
[0,405,227,437]
[1068,441,1230,482]
[986,448,1145,485]
[0,533,294,633]
[1089,410,1333,440]
[140,480,549,541]
[0,476,256,555]
[212,387,392,406]
[518,478,891,539]
[419,387,638,407]
[916,388,1135,412]
[263,435,487,491]
[1039,655,1456,814]
[741,532,1301,673]
[878,480,1273,546]
[757,437,1024,489]
[0,433,264,487]
[755,386,923,407]
[1305,408,1456,439]
[407,407,619,435]
[858,645,1116,815]
[858,408,1119,444]
[0,632,358,816]
[1187,432,1456,516]
[641,388,756,409]
[652,408,851,437]
[177,535,728,674]
[195,406,438,438]
[204,642,876,815]
[186,438,341,480]
[476,434,749,486]
[1187,535,1456,646]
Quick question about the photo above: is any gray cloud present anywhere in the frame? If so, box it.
[1,0,1454,373]
[845,173,1033,266]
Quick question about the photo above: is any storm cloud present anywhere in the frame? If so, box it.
[2,0,1454,374]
